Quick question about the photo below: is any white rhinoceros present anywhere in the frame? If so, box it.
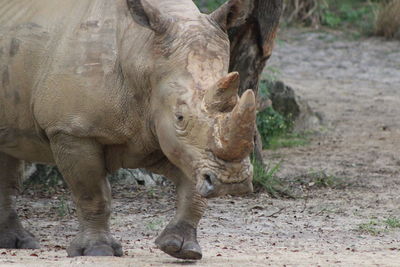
[0,0,256,259]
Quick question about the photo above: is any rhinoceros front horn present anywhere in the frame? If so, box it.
[212,89,256,161]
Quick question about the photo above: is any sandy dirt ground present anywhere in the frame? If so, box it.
[1,28,400,266]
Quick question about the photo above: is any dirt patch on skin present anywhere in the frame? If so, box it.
[1,28,400,266]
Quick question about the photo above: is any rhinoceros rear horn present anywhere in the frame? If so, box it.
[212,89,256,161]
[204,72,240,113]
[127,0,172,33]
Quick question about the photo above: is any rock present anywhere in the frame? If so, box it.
[261,79,323,132]
[24,164,65,187]
[24,164,165,187]
[257,95,273,112]
[108,168,165,187]
[394,29,400,40]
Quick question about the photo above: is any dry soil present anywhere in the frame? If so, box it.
[1,28,400,267]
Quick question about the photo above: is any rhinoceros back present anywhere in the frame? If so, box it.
[0,0,120,162]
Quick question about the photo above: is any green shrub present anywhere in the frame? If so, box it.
[193,0,227,13]
[321,0,378,34]
[321,10,342,27]
[256,79,295,149]
[257,107,290,148]
[283,0,380,35]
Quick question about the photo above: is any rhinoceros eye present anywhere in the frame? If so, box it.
[175,112,189,133]
[176,114,184,122]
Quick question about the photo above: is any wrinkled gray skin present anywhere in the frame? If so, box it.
[0,0,256,260]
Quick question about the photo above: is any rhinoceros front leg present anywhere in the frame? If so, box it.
[0,152,40,249]
[49,134,122,257]
[155,176,207,260]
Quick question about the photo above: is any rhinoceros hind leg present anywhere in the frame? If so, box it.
[67,233,123,257]
[0,211,40,249]
[155,221,202,260]
[0,153,39,249]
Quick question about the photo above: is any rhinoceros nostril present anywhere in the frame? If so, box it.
[198,171,219,198]
[201,171,217,194]
[203,173,212,185]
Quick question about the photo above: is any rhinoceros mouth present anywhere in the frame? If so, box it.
[195,171,253,198]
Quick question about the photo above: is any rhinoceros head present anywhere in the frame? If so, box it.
[128,0,255,198]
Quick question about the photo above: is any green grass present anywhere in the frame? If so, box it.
[310,171,343,188]
[357,217,400,236]
[57,196,71,217]
[358,220,381,236]
[268,133,309,150]
[293,169,350,189]
[146,219,164,231]
[384,217,400,229]
[252,159,292,198]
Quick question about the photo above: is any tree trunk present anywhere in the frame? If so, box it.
[228,0,283,164]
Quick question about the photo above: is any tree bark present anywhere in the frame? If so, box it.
[228,0,283,164]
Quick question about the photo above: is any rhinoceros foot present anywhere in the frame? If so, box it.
[155,221,202,260]
[0,212,40,249]
[66,232,123,257]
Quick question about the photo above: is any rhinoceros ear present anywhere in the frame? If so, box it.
[209,0,252,31]
[127,0,173,33]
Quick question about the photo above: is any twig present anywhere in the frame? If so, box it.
[159,207,176,214]
[300,194,308,213]
[266,207,287,218]
[146,207,175,218]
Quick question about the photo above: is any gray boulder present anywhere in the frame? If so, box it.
[261,80,323,132]
[24,164,165,187]
[108,168,165,187]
